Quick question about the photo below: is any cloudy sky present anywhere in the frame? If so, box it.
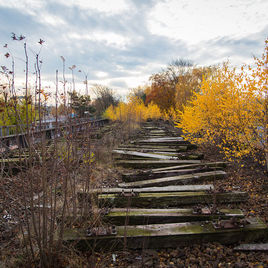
[0,0,267,98]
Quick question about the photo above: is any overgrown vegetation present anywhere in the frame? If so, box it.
[178,40,268,171]
[105,60,217,122]
[0,94,36,126]
[0,34,98,267]
[105,94,162,122]
[0,31,267,267]
[106,39,268,171]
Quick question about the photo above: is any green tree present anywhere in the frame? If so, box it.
[68,91,95,117]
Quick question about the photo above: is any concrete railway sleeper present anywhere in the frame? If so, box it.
[62,218,268,250]
[71,121,267,249]
[62,208,245,226]
[97,191,248,208]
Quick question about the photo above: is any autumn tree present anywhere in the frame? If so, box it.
[146,72,177,115]
[178,39,268,171]
[146,60,192,114]
[146,59,216,118]
[175,66,217,111]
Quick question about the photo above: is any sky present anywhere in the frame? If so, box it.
[0,0,267,99]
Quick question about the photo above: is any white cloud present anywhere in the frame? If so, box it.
[0,0,44,10]
[148,0,268,44]
[40,13,66,27]
[0,0,66,27]
[68,31,130,49]
[0,0,45,15]
[87,73,150,96]
[95,71,109,78]
[56,0,131,14]
[137,62,166,74]
[110,74,150,89]
[0,0,131,15]
[1,0,267,99]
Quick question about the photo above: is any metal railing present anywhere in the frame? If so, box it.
[0,117,105,138]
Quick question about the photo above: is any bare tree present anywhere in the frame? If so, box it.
[91,84,119,116]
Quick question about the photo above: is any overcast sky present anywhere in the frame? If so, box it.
[0,0,267,98]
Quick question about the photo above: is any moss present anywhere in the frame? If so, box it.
[107,209,192,217]
[107,208,244,217]
[63,229,85,240]
[1,158,26,162]
[62,218,268,249]
[220,208,244,215]
[99,192,206,200]
[117,226,155,236]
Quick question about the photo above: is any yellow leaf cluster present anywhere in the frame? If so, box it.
[104,95,162,123]
[178,39,268,167]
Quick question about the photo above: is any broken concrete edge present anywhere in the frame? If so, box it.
[112,149,179,160]
[115,159,202,169]
[233,243,268,251]
[151,162,229,172]
[121,167,223,182]
[77,184,215,195]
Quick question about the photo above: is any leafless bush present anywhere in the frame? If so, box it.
[0,34,98,267]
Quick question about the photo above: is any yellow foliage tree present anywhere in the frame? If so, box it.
[104,95,162,123]
[0,92,36,127]
[175,66,216,111]
[178,39,268,170]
